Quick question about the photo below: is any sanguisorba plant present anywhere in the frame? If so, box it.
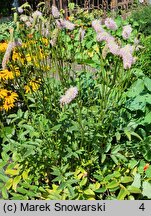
[1,3,139,180]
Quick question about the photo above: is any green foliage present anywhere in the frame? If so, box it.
[0,2,151,200]
[129,5,151,36]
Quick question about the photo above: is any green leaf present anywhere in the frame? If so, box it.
[121,176,133,184]
[116,153,128,162]
[110,155,119,165]
[142,182,151,199]
[145,166,151,178]
[51,124,62,131]
[12,175,21,191]
[131,173,141,188]
[101,154,106,163]
[117,187,129,200]
[5,178,13,190]
[84,188,95,196]
[106,180,119,189]
[127,79,144,98]
[5,169,20,176]
[127,186,141,194]
[79,177,87,187]
[2,187,8,199]
[144,77,151,92]
[128,159,139,169]
[0,173,9,182]
[95,187,106,193]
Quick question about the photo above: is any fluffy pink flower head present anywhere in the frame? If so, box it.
[105,18,118,30]
[119,44,135,69]
[92,19,104,33]
[96,32,114,43]
[52,5,60,18]
[32,10,42,18]
[122,25,132,40]
[107,40,120,55]
[60,87,78,106]
[56,19,75,30]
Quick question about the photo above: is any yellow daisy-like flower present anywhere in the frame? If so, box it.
[0,42,8,52]
[4,91,18,104]
[26,54,32,62]
[0,89,8,99]
[0,69,14,80]
[24,79,40,93]
[3,100,15,111]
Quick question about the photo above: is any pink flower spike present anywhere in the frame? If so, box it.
[107,40,120,55]
[60,87,78,106]
[122,25,132,40]
[92,19,104,33]
[105,18,118,31]
[52,5,60,18]
[96,32,114,43]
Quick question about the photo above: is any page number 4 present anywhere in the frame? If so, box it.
[139,203,145,211]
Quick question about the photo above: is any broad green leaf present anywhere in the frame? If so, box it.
[127,79,144,98]
[116,153,128,162]
[144,77,151,92]
[145,166,151,178]
[95,187,106,193]
[128,159,139,169]
[106,180,119,189]
[131,173,141,188]
[127,186,141,194]
[121,176,133,184]
[142,182,151,199]
[84,188,95,196]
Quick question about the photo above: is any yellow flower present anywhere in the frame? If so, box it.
[3,101,15,111]
[4,91,18,104]
[0,69,14,80]
[24,79,40,93]
[0,89,8,99]
[0,42,8,52]
[0,90,18,111]
[26,54,32,62]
